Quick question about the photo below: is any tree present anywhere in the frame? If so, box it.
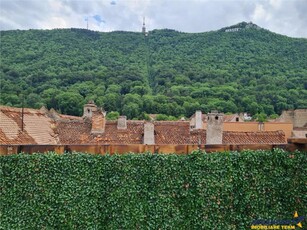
[42,88,61,109]
[26,93,43,108]
[106,111,120,120]
[122,103,140,119]
[253,113,268,122]
[1,28,306,118]
[103,93,121,112]
[138,112,151,121]
[122,94,143,107]
[183,101,201,117]
[55,92,84,116]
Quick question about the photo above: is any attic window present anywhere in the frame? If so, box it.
[87,109,90,113]
[236,117,239,122]
[215,115,218,120]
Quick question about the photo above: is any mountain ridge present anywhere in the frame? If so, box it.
[2,21,305,39]
[1,23,307,118]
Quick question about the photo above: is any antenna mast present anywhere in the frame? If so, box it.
[142,16,146,35]
[86,17,89,30]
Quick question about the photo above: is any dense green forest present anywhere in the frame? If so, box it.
[1,22,307,118]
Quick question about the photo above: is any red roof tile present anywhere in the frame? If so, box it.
[223,131,286,144]
[223,114,243,122]
[56,120,145,144]
[0,106,58,145]
[190,129,207,145]
[1,106,287,146]
[154,121,191,144]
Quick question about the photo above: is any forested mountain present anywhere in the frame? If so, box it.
[1,22,307,118]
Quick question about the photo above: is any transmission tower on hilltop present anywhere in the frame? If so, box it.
[142,17,148,36]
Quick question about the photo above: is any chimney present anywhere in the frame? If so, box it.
[91,110,106,134]
[258,122,264,131]
[195,110,203,129]
[83,100,97,119]
[117,116,127,129]
[206,111,224,145]
[143,122,155,145]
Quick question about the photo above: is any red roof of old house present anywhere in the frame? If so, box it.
[190,129,207,145]
[0,106,287,145]
[59,114,83,121]
[223,131,286,145]
[155,121,191,144]
[0,106,58,145]
[223,114,243,122]
[56,120,145,145]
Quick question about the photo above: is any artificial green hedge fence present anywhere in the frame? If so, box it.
[0,149,306,229]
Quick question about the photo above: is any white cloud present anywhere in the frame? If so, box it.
[252,3,271,22]
[269,0,282,9]
[0,0,306,37]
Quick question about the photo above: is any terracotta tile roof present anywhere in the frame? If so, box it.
[0,127,36,145]
[0,106,287,146]
[223,131,286,144]
[0,106,45,114]
[93,121,144,144]
[56,120,92,144]
[56,120,145,144]
[154,121,191,144]
[223,114,243,122]
[190,129,207,144]
[59,114,83,121]
[0,106,58,144]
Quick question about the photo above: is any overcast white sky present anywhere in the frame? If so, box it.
[0,0,306,38]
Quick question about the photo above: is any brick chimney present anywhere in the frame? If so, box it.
[143,122,155,145]
[117,116,127,129]
[195,110,203,129]
[206,111,224,144]
[91,110,106,134]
